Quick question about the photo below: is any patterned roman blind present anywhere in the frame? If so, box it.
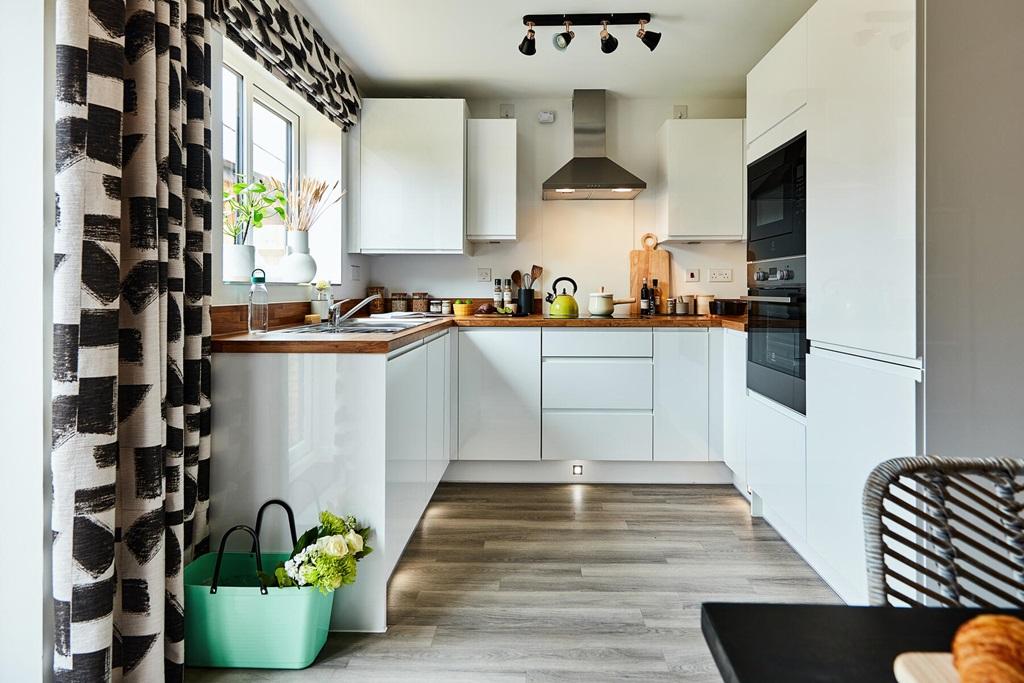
[211,0,361,129]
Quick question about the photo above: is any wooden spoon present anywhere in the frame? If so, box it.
[511,270,522,290]
[531,264,543,284]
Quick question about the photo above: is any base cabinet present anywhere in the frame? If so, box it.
[385,345,427,574]
[458,328,541,460]
[806,347,919,604]
[747,393,807,540]
[654,329,710,461]
[723,330,748,481]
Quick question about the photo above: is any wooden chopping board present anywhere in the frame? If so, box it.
[893,652,959,683]
[629,233,672,315]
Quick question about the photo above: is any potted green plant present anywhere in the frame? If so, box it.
[222,176,287,281]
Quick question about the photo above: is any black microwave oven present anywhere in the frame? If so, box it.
[747,133,805,262]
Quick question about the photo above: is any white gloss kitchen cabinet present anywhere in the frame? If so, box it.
[653,329,711,461]
[657,119,746,241]
[746,392,806,541]
[806,347,920,604]
[745,14,807,145]
[352,98,468,254]
[722,329,748,485]
[467,118,517,242]
[458,328,541,461]
[805,0,916,360]
[210,331,454,633]
[543,329,654,461]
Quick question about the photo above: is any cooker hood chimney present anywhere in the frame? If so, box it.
[542,89,646,200]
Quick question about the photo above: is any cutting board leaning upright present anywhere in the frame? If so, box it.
[629,233,672,315]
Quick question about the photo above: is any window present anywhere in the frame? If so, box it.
[219,39,344,285]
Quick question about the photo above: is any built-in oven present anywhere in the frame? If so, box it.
[747,133,805,262]
[746,257,807,414]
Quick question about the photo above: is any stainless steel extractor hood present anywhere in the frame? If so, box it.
[542,89,646,200]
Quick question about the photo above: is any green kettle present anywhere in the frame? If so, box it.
[545,276,579,319]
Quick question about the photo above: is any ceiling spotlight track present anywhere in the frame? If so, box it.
[518,12,660,54]
[522,13,651,27]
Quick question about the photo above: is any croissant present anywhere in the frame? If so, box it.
[953,615,1024,683]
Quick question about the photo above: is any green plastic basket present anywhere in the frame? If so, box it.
[184,510,335,669]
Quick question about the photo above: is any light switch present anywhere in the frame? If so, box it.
[685,269,700,283]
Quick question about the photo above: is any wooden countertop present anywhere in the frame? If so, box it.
[211,314,747,354]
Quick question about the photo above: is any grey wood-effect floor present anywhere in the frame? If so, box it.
[187,484,839,682]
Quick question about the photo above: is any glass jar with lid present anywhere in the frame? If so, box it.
[411,292,430,313]
[390,292,410,312]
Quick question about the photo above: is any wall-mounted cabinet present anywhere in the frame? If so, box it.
[467,119,517,242]
[746,15,807,144]
[353,98,468,254]
[656,119,745,242]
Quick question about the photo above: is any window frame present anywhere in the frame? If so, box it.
[247,84,300,190]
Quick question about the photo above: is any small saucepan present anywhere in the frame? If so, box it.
[588,288,636,317]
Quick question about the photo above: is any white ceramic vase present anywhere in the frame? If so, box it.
[278,231,318,283]
[223,243,255,282]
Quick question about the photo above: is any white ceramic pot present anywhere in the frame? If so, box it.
[278,231,317,283]
[223,243,255,282]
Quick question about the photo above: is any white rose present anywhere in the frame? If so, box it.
[315,534,349,557]
[344,530,364,553]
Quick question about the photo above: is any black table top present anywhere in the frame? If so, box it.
[701,602,1024,683]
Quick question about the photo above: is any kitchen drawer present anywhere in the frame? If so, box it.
[542,411,653,461]
[542,328,652,358]
[542,358,653,410]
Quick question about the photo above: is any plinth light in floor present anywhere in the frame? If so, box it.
[572,464,584,476]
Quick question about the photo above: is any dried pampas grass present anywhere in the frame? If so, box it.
[269,177,346,232]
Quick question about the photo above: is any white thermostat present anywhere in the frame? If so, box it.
[537,110,556,124]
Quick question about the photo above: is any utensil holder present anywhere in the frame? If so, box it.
[517,288,535,316]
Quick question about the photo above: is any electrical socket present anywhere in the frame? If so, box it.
[477,267,492,282]
[350,264,361,282]
[709,268,733,283]
[685,268,700,283]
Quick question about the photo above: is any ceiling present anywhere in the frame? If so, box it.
[290,0,816,100]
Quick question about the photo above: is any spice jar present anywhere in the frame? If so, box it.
[390,292,409,312]
[441,300,452,315]
[429,300,442,314]
[411,292,430,313]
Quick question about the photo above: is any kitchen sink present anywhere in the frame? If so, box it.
[278,319,428,335]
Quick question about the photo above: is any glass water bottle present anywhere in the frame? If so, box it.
[248,268,269,333]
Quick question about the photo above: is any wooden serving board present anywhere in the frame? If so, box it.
[893,652,959,683]
[629,233,672,316]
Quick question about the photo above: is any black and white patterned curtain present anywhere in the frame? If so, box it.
[211,0,361,129]
[52,0,212,679]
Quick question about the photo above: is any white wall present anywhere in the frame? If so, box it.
[923,0,1024,458]
[1,0,51,678]
[367,95,749,305]
[211,30,368,305]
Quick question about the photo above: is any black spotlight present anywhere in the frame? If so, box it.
[600,21,618,54]
[637,20,661,51]
[553,21,574,50]
[518,22,536,55]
